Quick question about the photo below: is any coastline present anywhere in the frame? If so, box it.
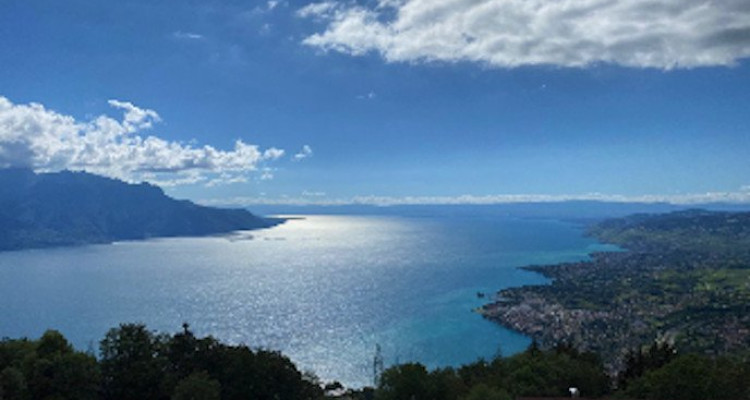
[477,210,750,373]
[476,230,631,366]
[0,216,287,253]
[477,252,638,371]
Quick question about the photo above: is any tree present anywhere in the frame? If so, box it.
[36,330,72,358]
[171,371,221,400]
[165,323,199,382]
[25,351,100,400]
[503,345,610,398]
[99,323,167,400]
[624,354,750,400]
[618,341,677,390]
[462,383,510,400]
[376,363,433,400]
[0,331,99,400]
[0,367,26,400]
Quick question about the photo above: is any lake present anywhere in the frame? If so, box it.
[0,214,613,387]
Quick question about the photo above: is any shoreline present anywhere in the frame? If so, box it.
[473,220,631,366]
[0,216,288,254]
[477,210,750,373]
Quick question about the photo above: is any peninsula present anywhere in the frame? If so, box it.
[0,168,277,251]
[479,209,750,370]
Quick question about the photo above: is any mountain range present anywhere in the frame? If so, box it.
[0,168,275,251]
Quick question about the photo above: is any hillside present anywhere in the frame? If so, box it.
[0,168,275,251]
[479,209,750,371]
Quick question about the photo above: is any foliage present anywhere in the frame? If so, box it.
[375,344,610,400]
[0,324,322,400]
[171,371,221,400]
[100,323,168,400]
[371,342,750,399]
[0,330,100,400]
[617,341,677,390]
[621,354,750,400]
[4,325,750,399]
[461,384,510,400]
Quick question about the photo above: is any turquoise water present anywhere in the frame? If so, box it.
[0,214,611,387]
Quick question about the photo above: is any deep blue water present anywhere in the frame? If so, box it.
[0,214,613,387]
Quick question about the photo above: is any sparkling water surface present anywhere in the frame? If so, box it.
[0,214,612,387]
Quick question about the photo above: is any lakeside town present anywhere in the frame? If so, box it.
[480,209,750,371]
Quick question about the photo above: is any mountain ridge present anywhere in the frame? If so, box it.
[0,168,276,251]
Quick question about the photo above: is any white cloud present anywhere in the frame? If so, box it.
[260,167,275,180]
[357,91,376,100]
[253,0,285,15]
[141,170,207,187]
[263,148,285,160]
[205,172,249,187]
[293,145,313,161]
[297,1,339,19]
[173,31,205,40]
[200,190,750,207]
[299,0,750,69]
[107,99,161,132]
[0,96,284,186]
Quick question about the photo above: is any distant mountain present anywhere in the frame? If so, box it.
[0,168,276,251]
[245,201,750,221]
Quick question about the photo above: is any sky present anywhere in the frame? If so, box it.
[1,0,749,206]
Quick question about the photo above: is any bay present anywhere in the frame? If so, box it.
[0,214,613,387]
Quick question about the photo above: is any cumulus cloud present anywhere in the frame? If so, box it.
[0,96,284,186]
[298,0,750,69]
[263,148,285,160]
[293,145,313,161]
[107,99,161,132]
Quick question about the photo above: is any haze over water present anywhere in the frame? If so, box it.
[0,214,613,387]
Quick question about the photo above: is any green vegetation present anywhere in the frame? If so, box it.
[0,323,321,400]
[590,209,750,258]
[616,342,750,400]
[480,209,750,371]
[3,324,750,399]
[366,342,750,400]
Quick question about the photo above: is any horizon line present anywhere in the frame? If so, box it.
[197,192,750,208]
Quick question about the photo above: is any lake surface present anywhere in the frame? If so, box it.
[0,214,613,387]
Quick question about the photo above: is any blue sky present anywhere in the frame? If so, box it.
[1,0,749,205]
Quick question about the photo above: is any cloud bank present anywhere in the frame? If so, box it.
[202,190,750,207]
[298,0,750,69]
[0,96,284,186]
